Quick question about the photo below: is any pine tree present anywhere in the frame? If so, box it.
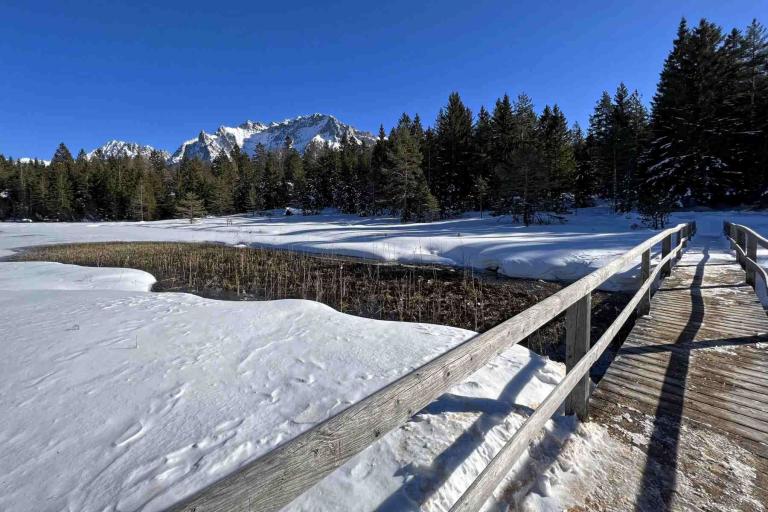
[433,92,474,214]
[492,94,541,223]
[335,134,361,213]
[175,192,206,223]
[384,115,437,222]
[471,175,490,217]
[366,125,389,215]
[283,148,304,207]
[48,142,74,219]
[489,94,513,210]
[571,123,596,207]
[71,149,91,218]
[736,20,768,200]
[587,91,616,202]
[211,151,236,215]
[473,105,494,184]
[538,105,576,210]
[640,18,738,216]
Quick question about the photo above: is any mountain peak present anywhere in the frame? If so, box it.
[79,114,374,165]
[169,114,375,164]
[238,120,266,130]
[87,140,169,161]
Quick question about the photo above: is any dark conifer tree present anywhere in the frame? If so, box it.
[384,114,438,222]
[433,92,474,214]
[368,124,389,215]
[48,142,75,219]
[736,20,768,200]
[538,105,576,209]
[640,18,739,221]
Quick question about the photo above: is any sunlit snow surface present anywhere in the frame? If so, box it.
[1,207,767,511]
[0,262,566,511]
[4,206,765,291]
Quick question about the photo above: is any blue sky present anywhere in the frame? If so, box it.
[2,0,766,159]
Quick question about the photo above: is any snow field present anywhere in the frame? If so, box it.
[4,206,768,291]
[0,262,579,511]
[1,207,766,510]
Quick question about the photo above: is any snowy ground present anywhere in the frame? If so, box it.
[4,206,767,291]
[2,208,767,511]
[0,262,576,511]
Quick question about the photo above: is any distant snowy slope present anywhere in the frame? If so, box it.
[169,114,376,163]
[87,140,170,161]
[17,157,51,166]
[11,114,374,166]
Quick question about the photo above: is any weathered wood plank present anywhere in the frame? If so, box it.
[594,382,768,445]
[613,352,768,397]
[726,223,768,297]
[565,294,591,419]
[607,359,768,412]
[638,249,651,316]
[599,371,768,428]
[589,394,768,462]
[587,225,768,510]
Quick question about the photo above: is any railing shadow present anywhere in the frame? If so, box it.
[373,357,548,511]
[634,244,709,511]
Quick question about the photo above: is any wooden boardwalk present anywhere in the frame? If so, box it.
[586,235,768,511]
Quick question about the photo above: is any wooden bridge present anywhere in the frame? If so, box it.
[170,220,768,512]
[586,224,768,510]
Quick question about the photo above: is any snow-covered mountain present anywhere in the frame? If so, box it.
[15,114,375,167]
[18,157,51,166]
[169,114,376,164]
[87,140,169,161]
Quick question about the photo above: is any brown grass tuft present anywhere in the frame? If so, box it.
[9,242,630,360]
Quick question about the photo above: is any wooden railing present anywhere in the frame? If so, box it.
[171,221,696,512]
[724,221,768,295]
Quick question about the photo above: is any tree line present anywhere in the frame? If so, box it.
[1,18,766,226]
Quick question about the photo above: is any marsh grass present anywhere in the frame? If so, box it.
[9,242,630,360]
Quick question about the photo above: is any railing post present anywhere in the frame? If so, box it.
[565,294,591,420]
[662,233,672,276]
[676,230,682,260]
[638,249,651,316]
[737,228,746,267]
[747,232,757,287]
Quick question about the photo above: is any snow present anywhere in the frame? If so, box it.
[168,113,376,163]
[0,261,566,511]
[2,207,767,511]
[2,207,767,292]
[86,140,169,161]
[0,261,156,292]
[17,157,51,166]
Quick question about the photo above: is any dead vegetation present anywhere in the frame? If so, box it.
[9,242,630,360]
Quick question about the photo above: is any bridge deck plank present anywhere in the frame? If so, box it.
[584,237,768,511]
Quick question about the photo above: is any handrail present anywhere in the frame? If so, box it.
[170,221,695,512]
[452,225,690,511]
[724,221,768,296]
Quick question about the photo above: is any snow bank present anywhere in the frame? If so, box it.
[0,262,570,511]
[0,261,156,292]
